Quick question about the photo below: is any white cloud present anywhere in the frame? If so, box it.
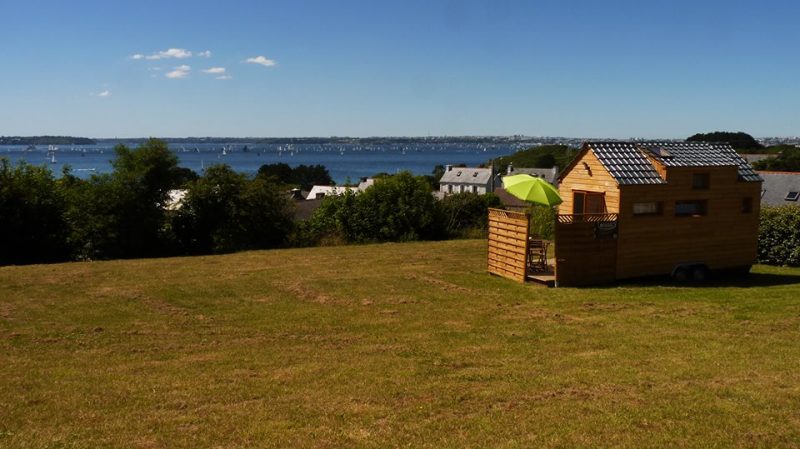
[202,67,226,74]
[130,54,145,60]
[98,90,111,97]
[216,75,232,80]
[165,65,191,79]
[243,56,277,67]
[144,48,193,60]
[197,50,212,58]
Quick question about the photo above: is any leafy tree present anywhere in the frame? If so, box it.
[306,172,441,243]
[492,145,577,173]
[64,138,190,259]
[758,206,800,266]
[256,163,333,190]
[173,164,294,253]
[752,146,800,172]
[291,164,333,190]
[686,131,764,152]
[257,162,293,184]
[0,159,70,265]
[438,192,502,237]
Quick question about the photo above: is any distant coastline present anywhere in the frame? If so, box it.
[0,136,96,145]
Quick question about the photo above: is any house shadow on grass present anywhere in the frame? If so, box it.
[597,271,800,289]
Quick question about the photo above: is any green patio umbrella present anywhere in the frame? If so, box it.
[502,174,563,207]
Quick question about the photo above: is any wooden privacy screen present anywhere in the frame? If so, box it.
[487,208,530,283]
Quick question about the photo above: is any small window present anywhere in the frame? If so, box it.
[447,184,453,193]
[472,172,478,177]
[692,173,710,190]
[742,197,753,213]
[471,185,477,193]
[675,200,707,217]
[786,191,800,201]
[633,202,662,216]
[456,171,462,177]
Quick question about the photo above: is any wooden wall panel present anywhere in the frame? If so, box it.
[487,208,529,283]
[554,219,618,287]
[616,166,761,279]
[558,150,620,215]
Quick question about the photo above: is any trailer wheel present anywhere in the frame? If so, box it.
[691,265,710,282]
[672,266,690,282]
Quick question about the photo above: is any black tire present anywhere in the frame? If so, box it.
[673,266,690,282]
[691,265,710,282]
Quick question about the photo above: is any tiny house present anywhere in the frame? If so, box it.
[552,141,763,285]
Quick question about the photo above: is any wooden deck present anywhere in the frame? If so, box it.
[526,259,556,287]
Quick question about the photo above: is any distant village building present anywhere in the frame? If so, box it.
[758,171,800,207]
[438,165,494,196]
[501,163,559,187]
[305,177,376,200]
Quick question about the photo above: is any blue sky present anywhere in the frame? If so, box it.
[0,0,798,138]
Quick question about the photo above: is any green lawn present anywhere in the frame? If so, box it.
[2,240,800,448]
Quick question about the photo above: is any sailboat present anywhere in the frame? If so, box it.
[47,145,57,164]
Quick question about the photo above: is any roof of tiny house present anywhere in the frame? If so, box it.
[559,141,763,186]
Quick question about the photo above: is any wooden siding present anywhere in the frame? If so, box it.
[616,166,761,279]
[554,216,618,287]
[558,149,620,214]
[487,208,529,283]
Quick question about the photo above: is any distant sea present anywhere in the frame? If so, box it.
[0,142,525,184]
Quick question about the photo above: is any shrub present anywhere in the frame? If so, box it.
[439,193,502,237]
[529,205,556,240]
[758,206,800,266]
[0,159,70,264]
[305,172,441,244]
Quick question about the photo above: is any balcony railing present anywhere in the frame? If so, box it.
[556,213,619,224]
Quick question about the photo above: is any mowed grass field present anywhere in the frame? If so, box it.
[2,240,800,448]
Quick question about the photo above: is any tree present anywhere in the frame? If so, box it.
[64,138,189,259]
[306,172,441,243]
[438,192,503,237]
[0,159,70,265]
[686,131,764,152]
[173,164,294,254]
[753,146,800,172]
[492,145,577,173]
[257,163,293,184]
[256,163,333,190]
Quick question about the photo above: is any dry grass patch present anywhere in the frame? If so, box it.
[2,240,800,448]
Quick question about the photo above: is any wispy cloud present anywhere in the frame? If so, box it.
[216,75,233,80]
[243,56,277,67]
[90,90,111,97]
[197,50,212,58]
[130,48,193,60]
[165,65,191,79]
[202,67,226,74]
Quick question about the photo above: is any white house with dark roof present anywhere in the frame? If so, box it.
[758,171,800,207]
[438,165,494,196]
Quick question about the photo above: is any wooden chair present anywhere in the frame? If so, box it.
[528,238,548,273]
